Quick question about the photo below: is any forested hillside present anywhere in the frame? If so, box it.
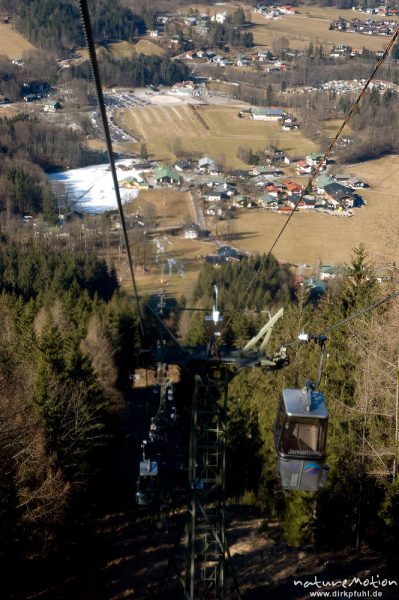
[187,256,293,346]
[0,237,140,584]
[187,248,399,565]
[72,53,190,88]
[0,0,145,53]
[0,115,102,218]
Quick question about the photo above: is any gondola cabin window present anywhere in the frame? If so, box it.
[279,417,326,457]
[273,388,329,460]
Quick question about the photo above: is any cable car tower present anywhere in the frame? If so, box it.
[154,288,288,599]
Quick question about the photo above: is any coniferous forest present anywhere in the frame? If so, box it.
[0,0,146,53]
[186,249,399,568]
[0,236,140,586]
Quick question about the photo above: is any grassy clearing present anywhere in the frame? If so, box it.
[0,23,35,58]
[177,3,240,16]
[107,41,138,58]
[131,39,166,56]
[115,189,204,299]
[75,39,165,63]
[118,104,318,168]
[251,7,394,51]
[321,119,352,138]
[123,189,194,228]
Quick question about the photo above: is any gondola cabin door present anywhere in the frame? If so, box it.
[273,388,329,491]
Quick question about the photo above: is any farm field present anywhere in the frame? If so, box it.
[225,155,399,265]
[109,39,165,57]
[118,104,318,167]
[0,23,35,58]
[177,3,240,16]
[124,189,195,229]
[75,39,165,63]
[251,6,395,52]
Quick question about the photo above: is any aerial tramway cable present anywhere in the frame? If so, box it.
[78,0,186,353]
[321,289,399,335]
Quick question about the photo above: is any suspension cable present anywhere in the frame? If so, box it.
[78,0,144,336]
[322,289,399,335]
[218,24,399,341]
[281,289,399,363]
[78,0,186,353]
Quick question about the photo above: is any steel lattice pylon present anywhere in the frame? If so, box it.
[186,372,229,600]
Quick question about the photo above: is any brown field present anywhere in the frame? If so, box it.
[177,3,241,16]
[123,189,195,228]
[131,39,165,56]
[75,39,165,63]
[0,23,35,58]
[116,233,212,300]
[251,6,395,52]
[226,155,399,265]
[108,39,165,58]
[116,190,203,299]
[321,118,352,137]
[131,236,210,300]
[118,104,317,168]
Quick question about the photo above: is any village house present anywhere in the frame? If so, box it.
[279,5,297,14]
[174,160,192,172]
[259,193,281,208]
[154,166,181,186]
[333,173,351,184]
[211,11,228,24]
[347,176,368,189]
[198,157,220,173]
[319,264,346,280]
[228,169,249,180]
[303,277,327,297]
[315,175,335,194]
[204,190,223,203]
[323,182,354,209]
[250,165,285,177]
[206,203,224,216]
[232,194,248,207]
[264,149,287,164]
[217,246,241,263]
[250,107,286,121]
[306,153,326,168]
[170,81,196,95]
[183,222,200,239]
[283,179,304,195]
[281,114,300,130]
[296,160,313,175]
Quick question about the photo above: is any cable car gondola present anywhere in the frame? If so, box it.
[273,386,329,491]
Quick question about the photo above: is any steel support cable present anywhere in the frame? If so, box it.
[78,0,143,336]
[78,0,186,353]
[217,25,399,344]
[322,289,399,335]
[279,289,399,359]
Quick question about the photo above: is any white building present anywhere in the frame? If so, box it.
[211,11,227,24]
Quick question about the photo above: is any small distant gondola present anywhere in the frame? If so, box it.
[135,459,159,506]
[273,386,329,491]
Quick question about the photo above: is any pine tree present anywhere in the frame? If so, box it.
[140,143,148,160]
